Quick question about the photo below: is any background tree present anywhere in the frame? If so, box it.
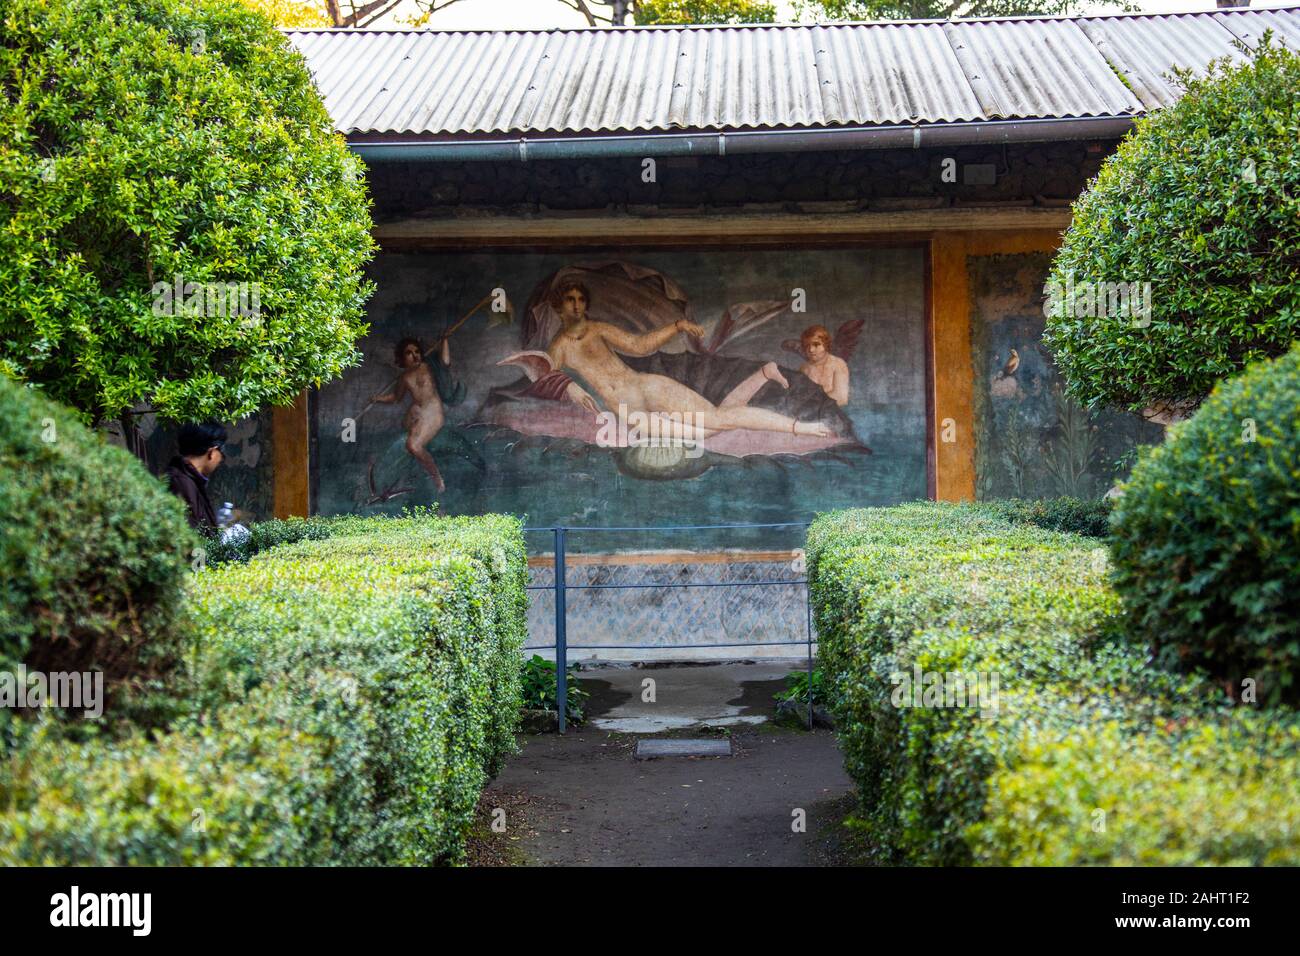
[323,0,467,27]
[239,0,331,26]
[559,0,774,23]
[629,0,776,23]
[1043,38,1299,421]
[0,0,376,429]
[794,0,1085,19]
[246,0,776,27]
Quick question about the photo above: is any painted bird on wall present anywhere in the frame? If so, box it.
[990,348,1021,399]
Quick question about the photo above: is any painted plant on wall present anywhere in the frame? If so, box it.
[314,247,928,531]
[970,253,1162,501]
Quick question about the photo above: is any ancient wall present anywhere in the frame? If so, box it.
[311,246,929,546]
[247,138,1168,531]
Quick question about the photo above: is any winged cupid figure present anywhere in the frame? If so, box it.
[782,321,864,407]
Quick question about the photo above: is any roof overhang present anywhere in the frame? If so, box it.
[348,116,1136,163]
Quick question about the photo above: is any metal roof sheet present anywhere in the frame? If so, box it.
[1078,13,1250,109]
[285,6,1300,137]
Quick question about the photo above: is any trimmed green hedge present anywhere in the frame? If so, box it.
[1111,345,1300,705]
[809,503,1300,865]
[0,512,527,865]
[970,497,1112,538]
[0,374,195,726]
[204,513,371,565]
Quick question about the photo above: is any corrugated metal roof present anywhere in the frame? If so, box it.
[1078,13,1252,109]
[286,7,1300,138]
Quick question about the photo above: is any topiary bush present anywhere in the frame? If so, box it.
[204,509,528,772]
[0,0,375,424]
[0,375,196,721]
[1043,38,1300,417]
[1111,344,1300,705]
[808,503,1300,865]
[0,684,368,865]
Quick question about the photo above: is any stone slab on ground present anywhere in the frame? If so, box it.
[635,738,732,759]
[484,726,855,866]
[477,662,857,866]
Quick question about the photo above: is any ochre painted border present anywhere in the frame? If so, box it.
[930,233,974,501]
[272,390,311,519]
[374,207,1072,247]
[929,228,1065,501]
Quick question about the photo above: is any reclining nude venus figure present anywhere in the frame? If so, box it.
[526,279,833,440]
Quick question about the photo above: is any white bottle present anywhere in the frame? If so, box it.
[217,502,234,529]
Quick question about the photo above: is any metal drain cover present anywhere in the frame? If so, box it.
[635,738,732,759]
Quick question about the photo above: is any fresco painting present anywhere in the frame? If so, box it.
[969,253,1163,500]
[313,247,929,545]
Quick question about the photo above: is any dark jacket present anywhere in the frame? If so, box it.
[165,456,217,534]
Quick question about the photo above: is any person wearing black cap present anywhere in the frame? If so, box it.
[164,422,227,534]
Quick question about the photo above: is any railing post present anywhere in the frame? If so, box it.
[806,576,814,731]
[554,526,567,734]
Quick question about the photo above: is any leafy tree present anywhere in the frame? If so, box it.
[256,0,775,27]
[564,0,774,23]
[238,0,330,26]
[321,0,465,28]
[0,0,376,426]
[632,0,776,24]
[1043,38,1300,419]
[795,0,1084,19]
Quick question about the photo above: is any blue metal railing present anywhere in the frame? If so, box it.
[523,522,815,733]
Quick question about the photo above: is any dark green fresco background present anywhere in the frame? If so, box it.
[312,247,929,551]
[969,253,1162,501]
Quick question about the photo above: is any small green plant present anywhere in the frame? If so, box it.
[520,655,588,724]
[775,668,827,707]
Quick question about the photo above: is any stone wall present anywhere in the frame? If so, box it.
[525,551,811,663]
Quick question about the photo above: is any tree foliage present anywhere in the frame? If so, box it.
[237,0,330,27]
[0,0,376,424]
[257,0,1080,28]
[1043,38,1300,415]
[795,0,1084,20]
[1111,344,1300,705]
[266,0,776,27]
[636,0,776,24]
